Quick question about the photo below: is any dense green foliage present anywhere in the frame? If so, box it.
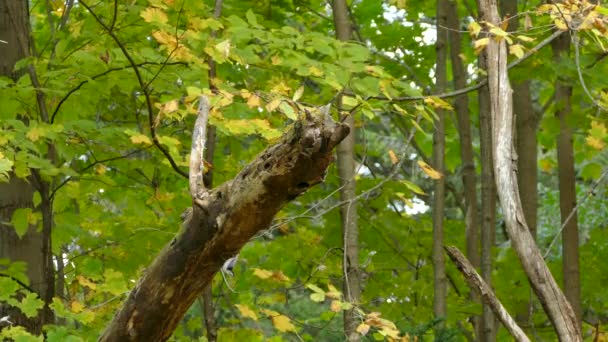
[1,0,608,341]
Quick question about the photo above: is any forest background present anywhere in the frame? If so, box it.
[1,0,608,341]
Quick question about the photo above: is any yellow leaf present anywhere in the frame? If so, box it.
[423,96,452,110]
[71,301,84,313]
[252,268,273,279]
[247,94,262,108]
[468,21,482,38]
[473,37,489,55]
[554,18,568,31]
[215,39,231,58]
[162,99,179,113]
[95,164,106,175]
[140,7,168,24]
[516,35,535,43]
[326,283,341,299]
[271,81,291,95]
[130,134,153,145]
[536,4,555,14]
[356,323,370,335]
[417,160,442,179]
[330,300,342,312]
[540,158,553,172]
[266,99,281,112]
[271,314,296,332]
[586,136,606,150]
[240,89,251,99]
[77,275,97,290]
[309,66,323,77]
[235,304,258,321]
[270,270,291,283]
[26,127,45,142]
[509,44,525,59]
[388,150,399,165]
[292,86,304,102]
[489,26,508,37]
[271,55,282,65]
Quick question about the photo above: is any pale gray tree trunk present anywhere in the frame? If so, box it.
[478,0,582,339]
[331,2,361,340]
[500,0,540,326]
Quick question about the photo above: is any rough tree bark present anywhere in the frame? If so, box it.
[0,0,50,333]
[99,102,349,341]
[331,1,361,341]
[477,0,582,340]
[551,30,582,325]
[432,0,448,330]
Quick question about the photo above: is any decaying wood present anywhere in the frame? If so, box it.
[99,105,349,341]
[445,246,530,342]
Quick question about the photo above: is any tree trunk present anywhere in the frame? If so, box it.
[477,0,582,340]
[331,2,361,341]
[0,0,49,334]
[551,32,582,324]
[445,1,481,334]
[478,49,497,342]
[433,0,448,331]
[100,107,349,341]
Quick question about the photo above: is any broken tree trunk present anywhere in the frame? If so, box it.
[99,102,349,341]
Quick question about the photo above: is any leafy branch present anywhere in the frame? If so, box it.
[80,0,189,179]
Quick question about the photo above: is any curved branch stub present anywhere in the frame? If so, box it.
[189,96,210,199]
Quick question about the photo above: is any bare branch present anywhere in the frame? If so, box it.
[445,246,530,342]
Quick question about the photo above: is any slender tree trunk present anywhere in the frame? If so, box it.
[0,0,49,334]
[478,50,497,342]
[433,0,448,331]
[478,0,582,339]
[445,2,481,334]
[331,2,361,340]
[551,32,582,324]
[199,1,223,340]
[475,2,498,340]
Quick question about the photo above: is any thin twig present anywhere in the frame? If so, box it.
[356,29,564,102]
[543,167,608,259]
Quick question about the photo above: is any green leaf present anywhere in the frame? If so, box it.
[0,326,43,342]
[11,208,32,238]
[16,292,44,318]
[279,102,298,121]
[0,157,12,182]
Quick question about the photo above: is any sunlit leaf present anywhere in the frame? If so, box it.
[417,160,442,179]
[235,304,258,321]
